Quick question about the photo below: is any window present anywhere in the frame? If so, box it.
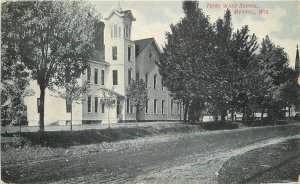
[128,46,131,61]
[154,99,157,114]
[113,70,118,85]
[145,100,148,114]
[101,70,105,85]
[145,74,148,88]
[118,27,121,37]
[37,98,40,113]
[101,103,105,113]
[114,24,117,38]
[128,69,132,84]
[117,99,120,114]
[87,96,92,113]
[162,100,165,114]
[87,66,91,82]
[112,46,117,60]
[110,26,113,38]
[95,97,98,113]
[177,102,180,115]
[130,104,133,113]
[94,68,98,84]
[127,98,130,113]
[125,25,128,38]
[129,26,131,39]
[66,99,71,113]
[154,75,157,89]
[136,45,140,56]
[161,78,164,90]
[136,72,139,81]
[171,100,174,115]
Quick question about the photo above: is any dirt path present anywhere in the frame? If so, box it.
[135,134,300,184]
[2,124,300,183]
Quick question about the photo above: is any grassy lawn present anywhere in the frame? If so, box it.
[2,125,202,148]
[1,124,202,167]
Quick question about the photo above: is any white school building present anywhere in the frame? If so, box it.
[25,8,182,126]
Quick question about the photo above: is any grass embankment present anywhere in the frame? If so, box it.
[218,138,300,184]
[241,119,289,127]
[1,124,201,149]
[1,124,202,166]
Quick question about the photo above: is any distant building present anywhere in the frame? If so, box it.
[25,8,181,126]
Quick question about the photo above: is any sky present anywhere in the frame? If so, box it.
[92,0,300,68]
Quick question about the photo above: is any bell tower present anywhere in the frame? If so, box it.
[104,7,136,95]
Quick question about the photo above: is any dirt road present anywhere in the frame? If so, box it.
[2,124,300,183]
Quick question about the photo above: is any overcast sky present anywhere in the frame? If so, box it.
[93,1,300,68]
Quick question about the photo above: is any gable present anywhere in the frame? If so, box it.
[135,38,161,58]
[104,9,136,21]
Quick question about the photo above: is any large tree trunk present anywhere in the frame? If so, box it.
[221,109,227,122]
[288,106,291,120]
[261,108,264,120]
[39,86,46,132]
[242,107,245,122]
[71,102,73,131]
[188,99,204,123]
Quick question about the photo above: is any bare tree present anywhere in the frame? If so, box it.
[99,88,117,128]
[55,80,90,131]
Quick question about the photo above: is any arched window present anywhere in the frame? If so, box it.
[128,26,131,39]
[128,69,132,84]
[125,25,129,38]
[153,74,157,89]
[114,24,117,38]
[110,26,113,38]
[145,73,148,88]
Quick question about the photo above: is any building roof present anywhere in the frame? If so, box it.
[134,37,161,57]
[98,87,124,98]
[104,9,136,21]
[134,38,154,56]
[90,50,105,62]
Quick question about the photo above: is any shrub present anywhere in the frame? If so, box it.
[1,135,31,151]
[200,121,238,130]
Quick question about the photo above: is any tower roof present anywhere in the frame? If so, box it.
[104,9,136,21]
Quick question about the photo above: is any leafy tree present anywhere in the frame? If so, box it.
[1,2,35,127]
[55,80,90,131]
[1,75,34,129]
[1,1,98,131]
[159,0,215,123]
[258,36,294,121]
[126,79,149,123]
[208,9,259,122]
[208,9,234,122]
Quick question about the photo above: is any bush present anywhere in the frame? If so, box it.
[293,113,300,120]
[1,135,31,151]
[243,119,289,127]
[200,121,238,130]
